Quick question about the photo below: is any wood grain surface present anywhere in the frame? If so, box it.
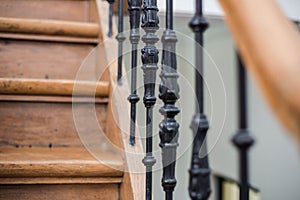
[0,17,99,38]
[0,101,107,147]
[0,184,119,200]
[0,0,91,22]
[0,148,123,178]
[0,78,109,97]
[0,39,96,79]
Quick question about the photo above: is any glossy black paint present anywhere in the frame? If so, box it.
[232,53,255,200]
[128,0,142,146]
[116,0,126,84]
[159,1,180,199]
[188,1,211,199]
[141,0,159,200]
[106,0,115,37]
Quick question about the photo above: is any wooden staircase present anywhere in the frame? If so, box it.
[0,0,144,199]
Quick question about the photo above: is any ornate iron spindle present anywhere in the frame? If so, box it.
[116,0,126,84]
[159,0,180,199]
[188,1,211,200]
[232,53,255,200]
[128,0,142,145]
[106,0,115,37]
[141,1,159,199]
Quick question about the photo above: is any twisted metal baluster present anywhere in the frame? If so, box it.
[188,1,211,199]
[116,0,126,84]
[232,53,255,200]
[128,0,142,146]
[106,0,115,37]
[141,1,159,199]
[159,0,180,199]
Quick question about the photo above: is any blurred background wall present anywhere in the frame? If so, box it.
[120,1,300,199]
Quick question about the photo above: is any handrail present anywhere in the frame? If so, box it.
[0,17,99,38]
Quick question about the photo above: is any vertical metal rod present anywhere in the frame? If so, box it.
[107,0,115,37]
[141,0,159,199]
[159,0,180,199]
[237,54,248,129]
[128,0,142,146]
[188,1,211,199]
[116,0,126,84]
[232,52,255,200]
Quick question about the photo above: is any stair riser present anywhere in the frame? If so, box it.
[0,0,94,23]
[0,39,97,80]
[0,184,119,200]
[0,101,107,148]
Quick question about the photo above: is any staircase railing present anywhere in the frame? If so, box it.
[159,0,180,199]
[107,0,257,199]
[188,0,211,199]
[140,0,159,200]
[232,52,255,200]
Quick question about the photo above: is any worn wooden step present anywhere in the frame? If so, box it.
[0,38,97,79]
[0,184,119,200]
[0,17,99,38]
[0,97,108,148]
[0,0,98,23]
[0,147,123,178]
[0,147,122,200]
[0,78,109,97]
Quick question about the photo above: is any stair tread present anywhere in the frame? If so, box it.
[0,78,110,97]
[0,147,124,178]
[0,17,100,38]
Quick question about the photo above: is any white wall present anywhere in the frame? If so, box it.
[158,0,300,20]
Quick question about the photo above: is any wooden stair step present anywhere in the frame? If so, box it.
[0,184,119,200]
[0,147,123,178]
[0,99,107,148]
[0,0,97,23]
[0,33,99,44]
[0,17,100,38]
[0,38,97,79]
[0,78,110,97]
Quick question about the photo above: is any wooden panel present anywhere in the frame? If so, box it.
[0,148,123,178]
[0,0,90,22]
[0,39,96,79]
[0,101,107,147]
[0,184,119,200]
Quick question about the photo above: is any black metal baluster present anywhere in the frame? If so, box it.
[232,53,255,200]
[106,0,115,37]
[188,1,211,200]
[128,0,142,146]
[141,1,159,200]
[159,0,180,199]
[116,0,126,84]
